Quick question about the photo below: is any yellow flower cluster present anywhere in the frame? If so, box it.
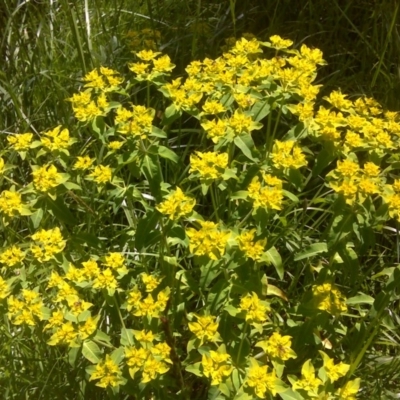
[0,276,10,299]
[312,283,347,315]
[201,350,233,386]
[31,227,66,262]
[89,355,124,388]
[319,351,350,382]
[186,221,230,260]
[248,174,284,210]
[188,314,219,343]
[328,160,383,205]
[237,229,266,261]
[0,190,22,217]
[256,332,297,361]
[156,187,195,220]
[7,133,33,151]
[116,104,155,139]
[0,245,25,267]
[73,155,94,170]
[246,363,281,398]
[126,286,170,318]
[125,335,171,383]
[7,289,44,326]
[41,125,72,151]
[189,151,229,181]
[128,49,175,81]
[88,165,112,184]
[239,292,270,324]
[270,140,307,169]
[292,359,322,394]
[32,164,63,192]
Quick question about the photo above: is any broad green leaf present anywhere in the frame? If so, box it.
[251,99,271,121]
[82,340,102,363]
[234,135,258,161]
[294,242,327,261]
[346,294,375,305]
[30,208,43,229]
[158,145,179,163]
[46,196,78,225]
[279,389,305,400]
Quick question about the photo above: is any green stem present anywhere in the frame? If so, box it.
[210,183,220,221]
[236,321,248,365]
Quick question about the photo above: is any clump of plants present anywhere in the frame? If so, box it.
[1,35,400,399]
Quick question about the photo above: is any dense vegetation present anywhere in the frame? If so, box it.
[1,1,400,399]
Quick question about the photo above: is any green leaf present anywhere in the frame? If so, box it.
[82,340,102,364]
[30,208,43,229]
[294,242,327,261]
[346,294,375,305]
[262,247,284,279]
[121,328,134,346]
[46,196,78,225]
[251,99,271,122]
[279,389,305,400]
[234,135,258,161]
[158,145,179,163]
[141,154,162,200]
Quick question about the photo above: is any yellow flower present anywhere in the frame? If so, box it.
[246,363,281,398]
[248,176,284,210]
[92,268,118,290]
[202,99,226,115]
[186,221,230,260]
[156,187,195,220]
[325,90,352,110]
[237,230,266,261]
[239,292,270,324]
[142,356,169,383]
[83,69,106,90]
[89,355,124,388]
[292,359,323,394]
[0,190,23,217]
[31,227,66,262]
[188,314,219,342]
[7,133,33,151]
[201,350,232,386]
[0,245,25,267]
[78,316,98,340]
[153,54,175,73]
[125,347,149,369]
[136,49,161,61]
[73,156,94,170]
[103,252,127,275]
[190,151,228,181]
[88,165,112,184]
[312,283,347,315]
[0,158,4,174]
[108,141,123,150]
[32,165,62,192]
[256,332,297,361]
[319,351,350,382]
[81,259,100,280]
[43,309,64,331]
[0,277,10,299]
[141,273,162,292]
[41,126,71,151]
[271,140,307,169]
[337,378,361,400]
[269,35,293,49]
[134,329,156,344]
[336,159,359,177]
